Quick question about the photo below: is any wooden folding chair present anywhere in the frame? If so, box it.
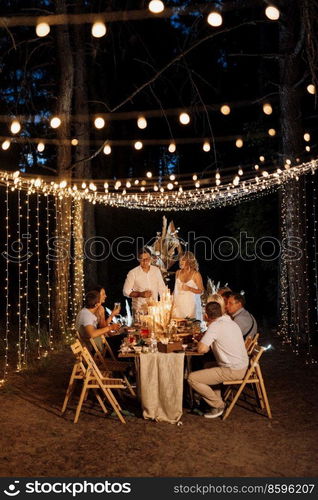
[61,340,127,423]
[245,332,260,355]
[90,336,136,396]
[222,344,272,420]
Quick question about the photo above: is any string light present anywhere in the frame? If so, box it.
[94,117,105,129]
[2,140,11,150]
[235,138,243,148]
[103,144,112,155]
[50,116,61,129]
[263,102,273,115]
[169,174,176,181]
[220,104,231,115]
[148,1,165,14]
[10,120,21,134]
[36,22,50,37]
[46,195,53,350]
[259,155,265,162]
[203,141,211,152]
[91,21,107,38]
[2,183,10,385]
[168,142,176,153]
[36,193,41,359]
[23,191,30,367]
[71,138,79,146]
[17,188,22,371]
[37,142,45,152]
[304,133,310,142]
[307,84,316,95]
[134,141,143,150]
[179,112,190,125]
[207,11,223,27]
[306,146,311,152]
[268,128,276,136]
[146,171,152,178]
[265,5,280,20]
[137,116,147,129]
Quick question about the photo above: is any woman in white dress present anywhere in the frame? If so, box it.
[172,252,204,321]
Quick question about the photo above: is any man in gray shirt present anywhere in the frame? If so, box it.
[226,293,258,339]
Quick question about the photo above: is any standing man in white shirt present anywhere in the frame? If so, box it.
[123,248,166,316]
[188,301,249,419]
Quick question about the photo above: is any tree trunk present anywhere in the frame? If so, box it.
[52,0,74,337]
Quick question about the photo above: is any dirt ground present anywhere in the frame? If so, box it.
[0,331,317,478]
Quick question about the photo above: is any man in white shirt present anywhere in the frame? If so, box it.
[188,301,248,419]
[123,248,166,316]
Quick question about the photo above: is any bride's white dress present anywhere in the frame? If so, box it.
[172,276,203,321]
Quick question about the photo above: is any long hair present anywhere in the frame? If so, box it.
[180,251,199,271]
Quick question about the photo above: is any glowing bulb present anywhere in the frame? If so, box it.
[259,155,265,162]
[36,142,45,152]
[233,176,240,186]
[207,11,223,27]
[126,181,131,188]
[36,22,50,38]
[50,116,61,128]
[59,180,67,188]
[220,104,231,115]
[263,103,272,115]
[2,140,11,150]
[304,133,310,142]
[254,164,259,170]
[148,1,164,14]
[104,182,108,189]
[307,84,316,95]
[179,112,190,125]
[89,182,97,191]
[134,179,139,185]
[169,174,176,181]
[153,185,159,191]
[215,172,220,180]
[235,138,243,148]
[168,142,176,153]
[306,145,311,152]
[10,120,21,134]
[238,168,243,176]
[94,117,105,129]
[192,174,198,181]
[262,170,269,177]
[167,183,174,190]
[195,181,200,188]
[203,141,210,152]
[216,179,221,186]
[103,144,112,155]
[265,6,280,21]
[134,141,143,150]
[71,138,78,146]
[137,116,147,129]
[91,22,107,38]
[146,171,152,178]
[268,128,276,136]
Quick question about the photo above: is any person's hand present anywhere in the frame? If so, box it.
[142,290,152,298]
[95,305,105,319]
[109,323,121,335]
[182,284,192,292]
[112,305,121,316]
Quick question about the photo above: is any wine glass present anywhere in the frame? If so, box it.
[182,344,188,352]
[114,302,121,313]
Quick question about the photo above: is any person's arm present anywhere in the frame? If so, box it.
[95,305,107,327]
[183,271,204,294]
[196,324,216,353]
[123,270,151,298]
[83,324,114,339]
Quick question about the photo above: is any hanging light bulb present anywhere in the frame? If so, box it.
[207,11,223,27]
[10,120,21,134]
[37,142,45,152]
[153,185,159,191]
[203,141,211,152]
[167,183,174,190]
[1,140,11,150]
[126,181,131,188]
[304,132,311,142]
[235,138,243,148]
[233,176,240,186]
[179,112,190,125]
[71,138,79,146]
[268,128,276,136]
[103,144,112,155]
[134,141,143,150]
[195,181,200,188]
[192,174,198,181]
[50,116,61,128]
[169,174,176,181]
[307,84,316,95]
[148,1,165,14]
[146,171,152,178]
[306,145,311,152]
[94,117,105,129]
[91,21,107,38]
[238,168,243,176]
[220,104,231,115]
[254,164,259,170]
[59,180,67,188]
[36,22,50,38]
[168,142,176,153]
[263,102,273,115]
[137,116,147,129]
[265,6,280,21]
[259,155,265,162]
[215,172,220,180]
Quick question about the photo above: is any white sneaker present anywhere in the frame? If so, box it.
[203,406,225,419]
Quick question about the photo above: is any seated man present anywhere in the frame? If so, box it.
[226,293,257,339]
[188,302,248,419]
[75,290,120,352]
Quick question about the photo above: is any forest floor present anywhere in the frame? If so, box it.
[0,330,317,478]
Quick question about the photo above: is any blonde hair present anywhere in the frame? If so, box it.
[207,293,226,315]
[180,251,199,271]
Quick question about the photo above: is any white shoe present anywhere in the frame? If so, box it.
[203,406,225,419]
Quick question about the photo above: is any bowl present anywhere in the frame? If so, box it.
[133,346,142,353]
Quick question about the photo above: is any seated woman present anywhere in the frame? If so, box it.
[172,251,204,321]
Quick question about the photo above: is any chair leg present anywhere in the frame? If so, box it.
[100,386,126,424]
[254,382,265,409]
[255,366,272,419]
[93,389,108,414]
[222,381,248,420]
[74,378,89,423]
[61,364,78,414]
[123,375,136,397]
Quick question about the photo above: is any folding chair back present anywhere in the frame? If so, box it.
[222,344,272,420]
[245,333,260,355]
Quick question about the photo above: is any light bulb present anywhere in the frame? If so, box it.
[71,138,78,146]
[146,171,152,178]
[148,1,164,14]
[36,22,50,37]
[169,174,176,181]
[94,117,105,129]
[265,6,280,21]
[50,116,61,128]
[259,156,265,162]
[192,174,198,181]
[304,133,310,142]
[179,112,190,125]
[137,116,147,129]
[134,141,143,150]
[10,120,21,134]
[207,12,223,27]
[103,144,111,155]
[307,84,316,95]
[126,181,131,188]
[91,22,107,38]
[268,128,276,136]
[238,168,243,176]
[203,141,210,152]
[306,145,311,152]
[215,172,220,180]
[168,142,176,153]
[263,103,273,115]
[220,104,231,115]
[2,140,11,150]
[153,185,159,191]
[235,138,243,148]
[37,142,45,152]
[167,183,174,190]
